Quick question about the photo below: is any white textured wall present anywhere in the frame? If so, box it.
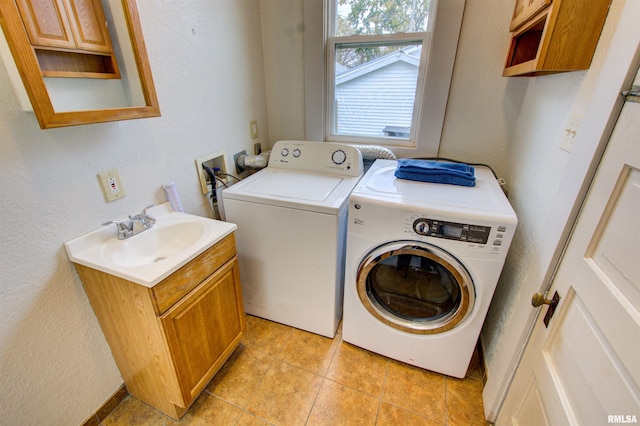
[438,0,527,177]
[481,72,582,358]
[260,0,306,145]
[0,1,267,424]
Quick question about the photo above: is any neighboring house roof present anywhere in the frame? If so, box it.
[336,46,421,85]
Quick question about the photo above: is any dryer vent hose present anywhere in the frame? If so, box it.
[237,151,271,172]
[356,145,397,161]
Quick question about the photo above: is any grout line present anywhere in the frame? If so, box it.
[375,360,391,424]
[303,377,326,425]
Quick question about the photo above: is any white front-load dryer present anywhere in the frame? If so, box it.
[343,159,517,378]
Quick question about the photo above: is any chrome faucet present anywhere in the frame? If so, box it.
[103,205,156,239]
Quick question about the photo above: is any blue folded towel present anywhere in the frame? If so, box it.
[394,159,476,187]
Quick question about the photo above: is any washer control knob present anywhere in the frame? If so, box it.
[413,218,431,236]
[281,148,290,157]
[332,149,346,165]
[293,148,301,158]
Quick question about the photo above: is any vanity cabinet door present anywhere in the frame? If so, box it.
[160,257,245,406]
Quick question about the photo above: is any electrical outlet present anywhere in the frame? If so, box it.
[560,113,584,153]
[250,120,259,139]
[195,151,227,194]
[98,169,125,202]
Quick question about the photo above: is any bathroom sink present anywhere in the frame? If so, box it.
[101,219,208,268]
[65,203,237,287]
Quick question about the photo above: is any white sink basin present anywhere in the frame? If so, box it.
[101,219,208,268]
[65,203,237,287]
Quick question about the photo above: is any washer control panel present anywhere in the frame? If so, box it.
[411,217,491,244]
[269,140,363,177]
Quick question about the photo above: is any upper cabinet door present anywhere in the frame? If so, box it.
[16,0,114,54]
[15,0,76,49]
[63,0,114,53]
[509,0,551,31]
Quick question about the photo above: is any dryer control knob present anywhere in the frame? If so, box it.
[413,218,431,236]
[332,149,346,165]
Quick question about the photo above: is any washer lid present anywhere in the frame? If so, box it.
[222,168,361,214]
[243,172,342,202]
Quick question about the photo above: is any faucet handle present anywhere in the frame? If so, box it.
[101,220,133,239]
[141,204,155,215]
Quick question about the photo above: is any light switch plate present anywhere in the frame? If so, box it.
[560,113,584,153]
[250,120,259,139]
[98,169,125,202]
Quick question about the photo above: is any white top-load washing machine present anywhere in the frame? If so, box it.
[343,159,517,378]
[222,141,363,338]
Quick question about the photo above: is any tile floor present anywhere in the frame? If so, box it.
[101,315,488,425]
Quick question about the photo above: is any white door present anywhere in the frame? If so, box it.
[497,70,640,425]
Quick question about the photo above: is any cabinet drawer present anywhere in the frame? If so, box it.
[151,233,236,315]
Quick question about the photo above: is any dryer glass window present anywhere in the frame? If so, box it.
[357,242,474,334]
[367,254,460,322]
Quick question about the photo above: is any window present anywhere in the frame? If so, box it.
[327,0,433,147]
[303,0,465,154]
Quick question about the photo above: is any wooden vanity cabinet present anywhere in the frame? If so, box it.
[503,0,611,77]
[75,233,245,420]
[15,0,120,78]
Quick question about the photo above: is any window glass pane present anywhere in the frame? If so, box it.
[336,0,433,36]
[334,41,422,139]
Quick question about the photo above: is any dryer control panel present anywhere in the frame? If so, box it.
[412,218,491,244]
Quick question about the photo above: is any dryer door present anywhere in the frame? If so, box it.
[356,241,475,334]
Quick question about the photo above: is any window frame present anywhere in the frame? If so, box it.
[303,0,466,155]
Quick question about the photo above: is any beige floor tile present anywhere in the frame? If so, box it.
[376,402,441,426]
[206,343,274,407]
[246,360,323,425]
[445,377,488,426]
[278,328,339,376]
[100,318,491,426]
[326,342,389,397]
[306,379,379,425]
[465,346,484,380]
[241,315,293,358]
[101,396,172,425]
[382,360,446,423]
[177,392,243,425]
[235,412,272,425]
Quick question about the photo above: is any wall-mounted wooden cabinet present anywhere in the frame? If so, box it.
[74,233,245,420]
[503,0,611,77]
[15,0,120,78]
